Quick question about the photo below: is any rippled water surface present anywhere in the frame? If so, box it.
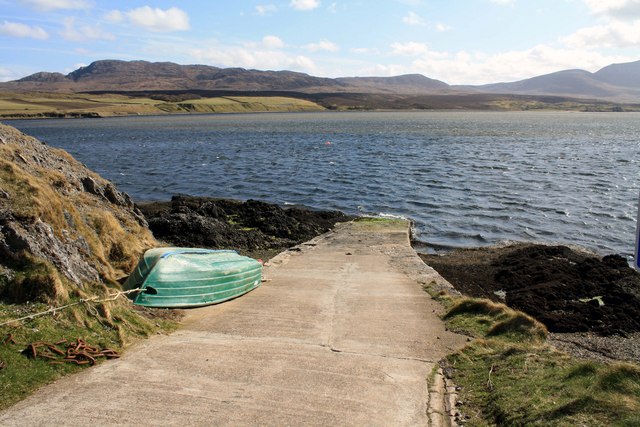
[8,111,640,259]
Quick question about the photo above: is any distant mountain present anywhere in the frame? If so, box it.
[336,74,448,93]
[1,59,450,95]
[594,60,640,88]
[473,61,640,102]
[6,60,331,92]
[3,58,640,103]
[17,71,67,83]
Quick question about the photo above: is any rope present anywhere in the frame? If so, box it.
[0,288,142,327]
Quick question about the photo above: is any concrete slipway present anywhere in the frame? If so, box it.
[0,220,467,426]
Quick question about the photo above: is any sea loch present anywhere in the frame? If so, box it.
[8,111,640,260]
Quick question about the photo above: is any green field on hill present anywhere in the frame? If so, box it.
[0,92,325,118]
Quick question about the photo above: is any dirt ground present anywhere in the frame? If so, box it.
[420,243,640,336]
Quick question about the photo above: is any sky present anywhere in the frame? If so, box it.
[1,0,640,85]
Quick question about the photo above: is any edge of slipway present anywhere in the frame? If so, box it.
[261,219,466,426]
[0,218,468,427]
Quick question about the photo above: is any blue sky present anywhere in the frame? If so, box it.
[1,0,640,84]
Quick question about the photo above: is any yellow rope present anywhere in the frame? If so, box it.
[0,288,142,327]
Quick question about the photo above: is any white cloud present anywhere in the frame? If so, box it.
[405,44,634,84]
[0,66,22,82]
[20,0,92,11]
[328,2,337,13]
[244,35,285,49]
[391,41,429,56]
[350,47,380,55]
[104,10,123,23]
[583,0,640,19]
[262,35,284,49]
[290,0,321,11]
[126,6,190,32]
[561,1,640,48]
[490,0,515,5]
[0,20,49,39]
[435,23,452,32]
[562,20,640,48]
[359,63,407,77]
[190,44,317,73]
[349,40,635,84]
[66,62,87,73]
[255,4,277,16]
[305,39,339,52]
[293,55,316,70]
[60,16,114,41]
[402,11,426,26]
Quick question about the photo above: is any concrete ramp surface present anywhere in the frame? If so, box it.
[0,220,466,426]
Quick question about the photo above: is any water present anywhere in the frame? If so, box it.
[7,111,640,260]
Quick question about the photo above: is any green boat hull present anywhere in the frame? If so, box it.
[124,248,262,308]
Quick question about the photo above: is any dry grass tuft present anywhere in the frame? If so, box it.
[1,123,156,303]
[443,297,548,343]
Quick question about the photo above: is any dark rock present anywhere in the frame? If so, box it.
[138,195,353,260]
[0,215,99,287]
[81,176,100,195]
[421,243,640,336]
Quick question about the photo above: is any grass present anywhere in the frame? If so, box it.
[0,297,180,411]
[429,286,640,426]
[0,122,177,410]
[353,216,408,230]
[487,99,640,112]
[0,92,325,117]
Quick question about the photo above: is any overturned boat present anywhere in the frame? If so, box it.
[124,248,262,308]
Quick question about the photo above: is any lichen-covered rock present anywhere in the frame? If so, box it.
[0,123,156,302]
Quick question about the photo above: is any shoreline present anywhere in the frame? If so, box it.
[2,89,639,120]
[420,242,640,364]
[134,194,640,364]
[4,108,640,121]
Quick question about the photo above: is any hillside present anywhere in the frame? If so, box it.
[2,58,640,110]
[335,74,449,93]
[2,59,450,95]
[594,60,640,88]
[474,61,640,102]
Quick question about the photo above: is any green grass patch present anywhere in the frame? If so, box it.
[437,294,640,426]
[353,216,408,230]
[448,341,640,426]
[162,96,325,114]
[0,298,179,410]
[0,92,325,117]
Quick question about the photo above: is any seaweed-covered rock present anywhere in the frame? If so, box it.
[421,243,640,336]
[138,195,353,260]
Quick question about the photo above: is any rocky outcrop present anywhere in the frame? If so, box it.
[0,123,156,302]
[138,195,353,260]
